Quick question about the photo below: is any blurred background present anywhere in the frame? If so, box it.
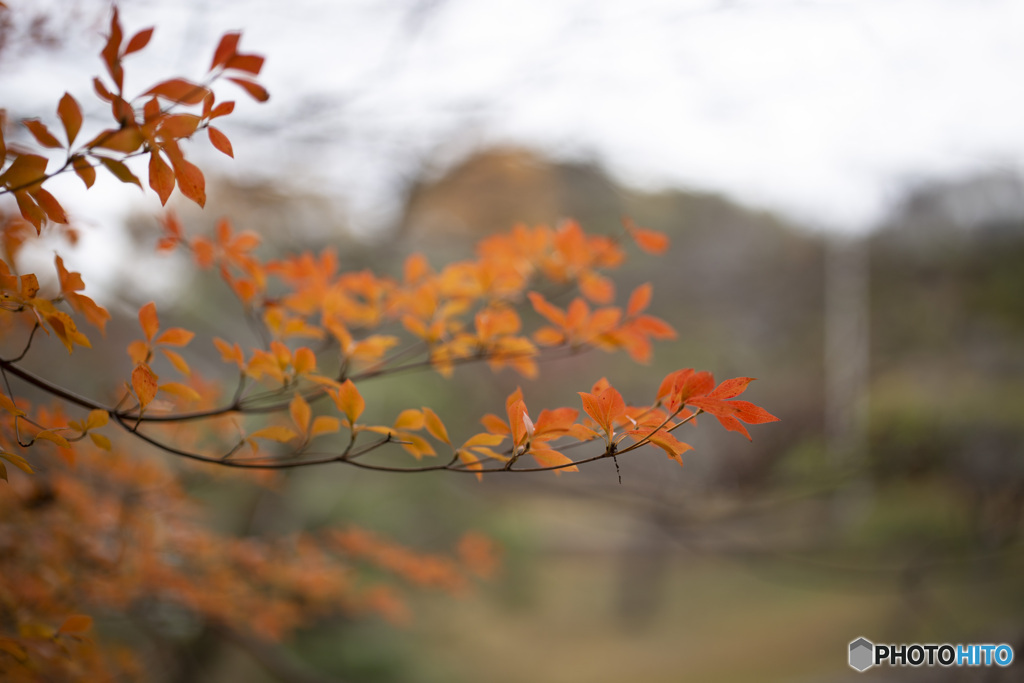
[3,1,1024,681]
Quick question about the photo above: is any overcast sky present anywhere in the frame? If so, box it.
[6,0,1024,236]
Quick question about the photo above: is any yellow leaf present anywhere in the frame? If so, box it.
[0,394,24,417]
[33,430,70,449]
[159,382,201,402]
[0,452,34,474]
[89,433,112,450]
[85,409,109,430]
[249,425,298,443]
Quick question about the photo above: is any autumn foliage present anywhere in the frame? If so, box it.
[0,6,776,680]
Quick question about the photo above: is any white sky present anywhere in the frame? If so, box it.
[5,0,1024,240]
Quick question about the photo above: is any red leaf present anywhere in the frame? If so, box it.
[145,79,211,105]
[225,53,265,75]
[93,77,115,103]
[101,7,124,89]
[171,157,206,208]
[124,27,154,56]
[207,126,233,157]
[148,151,175,205]
[211,32,241,70]
[210,101,235,119]
[227,77,270,102]
[157,113,201,139]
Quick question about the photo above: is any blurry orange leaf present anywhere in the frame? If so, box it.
[227,77,269,102]
[57,615,93,635]
[160,348,191,376]
[249,425,298,443]
[149,151,175,205]
[155,327,193,346]
[310,416,341,438]
[145,78,211,105]
[290,394,312,434]
[138,302,159,341]
[211,32,241,70]
[159,382,200,402]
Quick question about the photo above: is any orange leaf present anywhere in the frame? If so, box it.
[145,78,211,105]
[124,27,154,55]
[421,407,450,445]
[331,379,365,424]
[290,393,312,433]
[626,283,652,317]
[160,348,191,376]
[393,409,424,431]
[132,363,158,409]
[0,153,48,190]
[207,126,233,157]
[159,382,200,401]
[22,119,62,149]
[57,93,83,145]
[249,425,298,443]
[213,337,244,368]
[310,416,341,438]
[211,32,241,70]
[158,113,202,139]
[57,615,93,635]
[138,302,159,341]
[171,157,206,207]
[529,445,578,473]
[96,156,142,188]
[155,327,193,347]
[30,188,67,224]
[227,77,270,102]
[225,53,265,75]
[148,151,175,205]
[72,156,96,189]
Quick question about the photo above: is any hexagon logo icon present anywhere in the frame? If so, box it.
[849,637,874,672]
